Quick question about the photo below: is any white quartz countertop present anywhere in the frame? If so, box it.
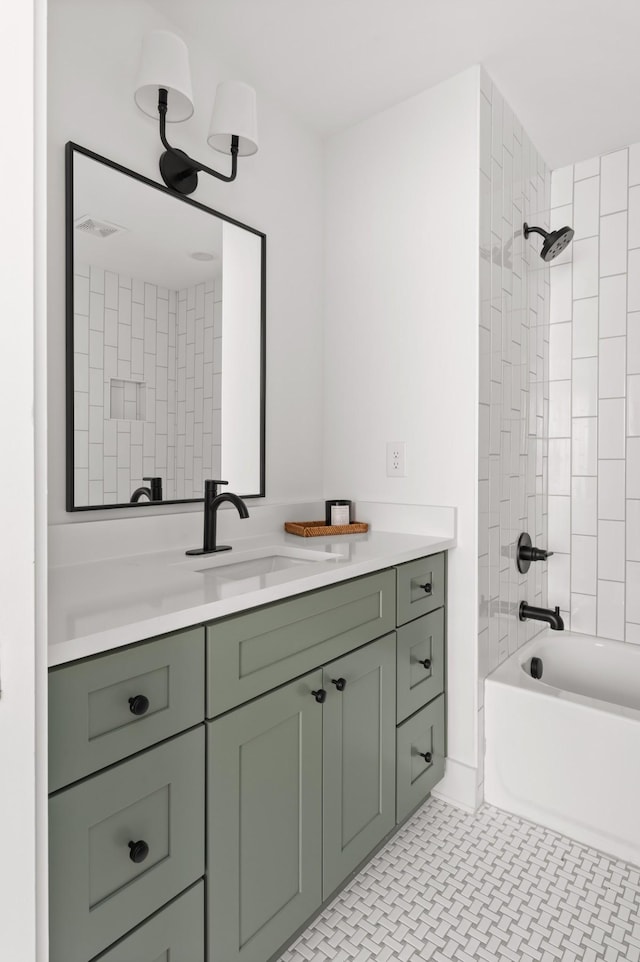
[48,528,455,666]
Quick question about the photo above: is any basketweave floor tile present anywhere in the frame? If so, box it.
[277,798,640,962]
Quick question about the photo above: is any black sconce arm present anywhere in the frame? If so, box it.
[157,88,239,193]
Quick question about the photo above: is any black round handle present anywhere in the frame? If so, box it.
[419,658,432,670]
[419,751,432,764]
[331,678,347,692]
[312,689,327,703]
[128,839,149,863]
[129,694,150,716]
[419,582,432,595]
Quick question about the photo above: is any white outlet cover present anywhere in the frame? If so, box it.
[386,441,407,477]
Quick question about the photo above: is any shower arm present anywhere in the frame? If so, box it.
[523,223,549,240]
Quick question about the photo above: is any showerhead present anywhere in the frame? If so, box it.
[523,222,575,262]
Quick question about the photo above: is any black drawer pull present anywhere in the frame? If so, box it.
[311,689,327,704]
[418,582,432,595]
[419,658,432,670]
[129,694,150,716]
[128,839,149,863]
[419,751,432,764]
[331,678,347,691]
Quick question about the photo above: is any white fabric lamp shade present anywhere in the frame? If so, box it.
[207,81,259,156]
[134,30,194,123]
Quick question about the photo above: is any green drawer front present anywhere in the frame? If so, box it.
[396,695,445,824]
[396,609,445,723]
[49,727,205,962]
[49,627,205,792]
[206,569,396,717]
[396,553,445,626]
[93,883,204,962]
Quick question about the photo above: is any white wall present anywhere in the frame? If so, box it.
[0,0,48,958]
[548,144,640,641]
[48,0,325,534]
[477,69,551,801]
[323,68,481,807]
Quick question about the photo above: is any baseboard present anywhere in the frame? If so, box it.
[431,757,480,813]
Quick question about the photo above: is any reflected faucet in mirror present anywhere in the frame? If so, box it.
[186,479,249,556]
[130,477,163,503]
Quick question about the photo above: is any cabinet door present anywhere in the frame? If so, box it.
[207,671,323,962]
[322,633,396,899]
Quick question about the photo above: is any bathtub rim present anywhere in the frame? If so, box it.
[485,629,640,723]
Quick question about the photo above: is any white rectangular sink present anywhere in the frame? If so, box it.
[175,545,344,580]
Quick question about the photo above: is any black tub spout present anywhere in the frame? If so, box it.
[519,601,564,631]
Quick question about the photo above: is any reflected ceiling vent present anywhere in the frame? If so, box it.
[74,215,128,239]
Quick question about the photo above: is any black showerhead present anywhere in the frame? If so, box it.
[523,222,575,262]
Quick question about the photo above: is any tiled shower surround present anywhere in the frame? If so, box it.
[548,142,640,641]
[477,70,550,793]
[73,265,222,505]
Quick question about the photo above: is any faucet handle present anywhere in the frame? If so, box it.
[204,479,228,498]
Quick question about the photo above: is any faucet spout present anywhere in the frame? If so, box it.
[519,601,564,631]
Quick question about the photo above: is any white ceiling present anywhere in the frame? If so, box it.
[151,0,640,169]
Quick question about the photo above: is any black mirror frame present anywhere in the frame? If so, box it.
[65,142,266,511]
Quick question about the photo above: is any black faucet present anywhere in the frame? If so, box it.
[519,601,564,631]
[186,479,249,556]
[130,477,163,503]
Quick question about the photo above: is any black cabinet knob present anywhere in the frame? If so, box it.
[419,582,432,595]
[129,694,150,716]
[128,839,149,863]
[331,678,347,691]
[419,751,432,764]
[311,689,327,703]
[419,658,432,670]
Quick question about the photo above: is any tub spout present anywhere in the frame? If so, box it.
[519,601,564,631]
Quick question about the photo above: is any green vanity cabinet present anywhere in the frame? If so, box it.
[48,553,447,962]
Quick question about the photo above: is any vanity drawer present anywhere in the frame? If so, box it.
[396,695,445,824]
[396,609,445,723]
[93,883,205,962]
[206,569,395,717]
[49,626,205,791]
[396,553,445,626]
[49,727,205,962]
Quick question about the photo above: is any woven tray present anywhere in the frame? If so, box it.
[284,520,369,538]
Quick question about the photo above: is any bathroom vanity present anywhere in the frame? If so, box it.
[47,539,449,962]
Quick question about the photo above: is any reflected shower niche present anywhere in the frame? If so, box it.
[66,143,266,510]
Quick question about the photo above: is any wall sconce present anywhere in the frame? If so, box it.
[134,30,258,195]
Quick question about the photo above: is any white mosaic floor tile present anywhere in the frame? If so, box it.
[278,798,640,962]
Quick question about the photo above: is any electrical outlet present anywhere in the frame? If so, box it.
[386,441,407,477]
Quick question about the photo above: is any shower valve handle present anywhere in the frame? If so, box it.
[517,532,554,574]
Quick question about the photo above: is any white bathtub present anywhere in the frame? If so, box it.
[485,630,640,865]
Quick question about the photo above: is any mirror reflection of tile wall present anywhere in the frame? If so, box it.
[73,263,222,506]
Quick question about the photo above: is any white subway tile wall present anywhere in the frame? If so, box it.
[478,70,550,801]
[549,143,640,641]
[73,267,221,506]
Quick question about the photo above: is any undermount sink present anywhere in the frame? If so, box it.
[175,545,344,580]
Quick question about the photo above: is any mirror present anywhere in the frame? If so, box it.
[66,143,265,510]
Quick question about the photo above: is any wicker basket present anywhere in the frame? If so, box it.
[284,520,369,538]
